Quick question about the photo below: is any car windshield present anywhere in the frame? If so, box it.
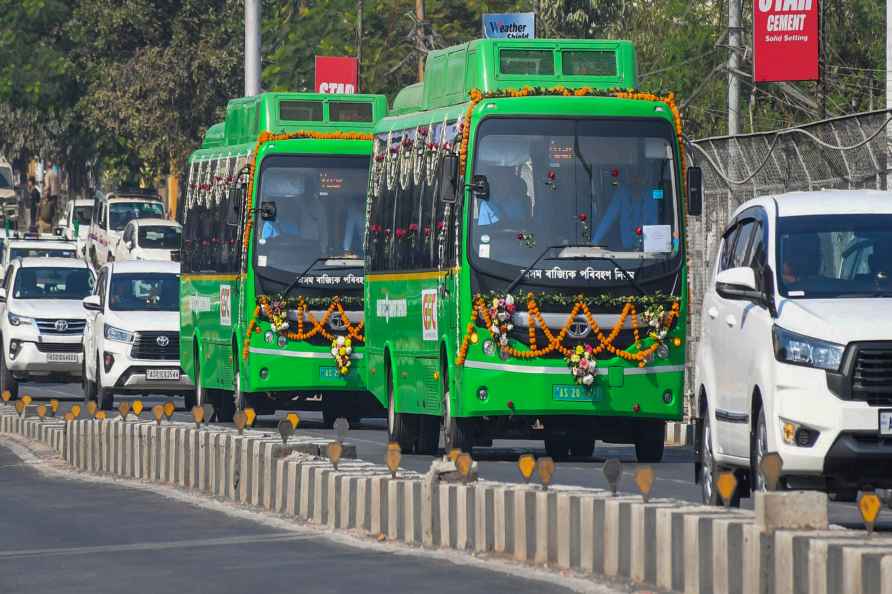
[109,202,165,231]
[13,267,93,300]
[778,214,892,298]
[73,206,93,226]
[470,117,679,268]
[108,273,179,311]
[11,248,76,260]
[255,154,368,273]
[138,226,180,250]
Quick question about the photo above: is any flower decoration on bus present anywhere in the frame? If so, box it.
[412,126,427,187]
[487,295,516,348]
[455,293,681,375]
[577,213,591,241]
[385,131,399,191]
[545,169,558,191]
[567,344,597,387]
[331,336,354,375]
[516,231,536,248]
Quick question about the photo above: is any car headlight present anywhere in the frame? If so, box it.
[7,312,34,327]
[104,324,135,344]
[772,325,844,371]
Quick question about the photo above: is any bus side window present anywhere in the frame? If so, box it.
[393,139,420,271]
[368,150,396,272]
[418,167,436,269]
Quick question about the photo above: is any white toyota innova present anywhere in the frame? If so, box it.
[695,190,892,504]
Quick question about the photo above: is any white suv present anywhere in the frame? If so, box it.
[695,190,892,504]
[82,260,192,410]
[0,257,93,397]
[86,193,166,268]
[112,218,181,263]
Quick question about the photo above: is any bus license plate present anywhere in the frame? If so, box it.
[320,367,341,380]
[553,385,601,402]
[880,409,892,436]
[146,369,180,381]
[46,353,80,363]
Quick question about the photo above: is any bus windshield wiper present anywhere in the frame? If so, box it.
[282,256,363,297]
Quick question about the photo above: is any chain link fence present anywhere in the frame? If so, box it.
[683,109,892,409]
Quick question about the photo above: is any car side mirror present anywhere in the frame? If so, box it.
[126,240,133,250]
[716,266,761,302]
[438,153,459,205]
[687,166,703,216]
[82,294,102,312]
[260,201,276,221]
[0,288,6,303]
[469,174,490,201]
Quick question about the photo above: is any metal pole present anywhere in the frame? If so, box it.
[245,0,261,97]
[356,0,363,92]
[728,0,740,136]
[416,0,425,82]
[886,0,891,188]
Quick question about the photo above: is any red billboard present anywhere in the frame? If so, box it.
[753,0,819,82]
[314,56,358,94]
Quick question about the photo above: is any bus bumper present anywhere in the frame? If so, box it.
[455,358,684,421]
[243,346,367,393]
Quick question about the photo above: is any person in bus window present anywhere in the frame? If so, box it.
[590,169,658,250]
[476,168,531,228]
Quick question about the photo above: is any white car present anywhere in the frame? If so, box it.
[55,198,93,255]
[85,193,166,269]
[0,160,16,227]
[2,238,78,271]
[694,190,892,504]
[112,218,181,263]
[82,260,192,410]
[0,257,93,398]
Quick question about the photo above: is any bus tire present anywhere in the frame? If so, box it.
[634,420,666,463]
[569,437,595,458]
[386,363,416,452]
[216,367,238,423]
[416,414,440,456]
[544,437,571,461]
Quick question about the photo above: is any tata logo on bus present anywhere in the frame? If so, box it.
[219,285,232,327]
[482,13,535,39]
[753,0,819,82]
[421,289,437,341]
[315,56,358,95]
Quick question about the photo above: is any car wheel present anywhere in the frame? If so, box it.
[751,406,769,493]
[634,420,666,463]
[0,351,18,400]
[386,363,417,452]
[82,358,97,403]
[96,356,114,410]
[700,412,720,505]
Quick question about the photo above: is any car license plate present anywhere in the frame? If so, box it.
[553,385,601,402]
[320,366,341,380]
[46,352,80,363]
[880,409,892,436]
[146,368,180,381]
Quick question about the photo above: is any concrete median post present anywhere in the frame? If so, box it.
[882,555,892,594]
[438,483,457,549]
[629,498,682,585]
[274,455,289,513]
[369,474,389,537]
[603,495,642,578]
[474,483,495,554]
[842,545,892,594]
[683,510,749,594]
[513,487,537,563]
[556,491,581,570]
[711,515,753,594]
[284,458,302,517]
[656,504,717,592]
[534,489,557,565]
[492,485,512,556]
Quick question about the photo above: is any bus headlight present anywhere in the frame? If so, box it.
[656,344,670,360]
[264,331,274,344]
[482,340,496,356]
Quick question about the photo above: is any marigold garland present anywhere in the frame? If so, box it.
[241,130,376,256]
[455,294,680,370]
[242,295,365,361]
[458,86,687,199]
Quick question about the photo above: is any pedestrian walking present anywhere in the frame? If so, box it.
[26,176,40,232]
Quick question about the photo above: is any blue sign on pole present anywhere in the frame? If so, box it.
[482,13,535,39]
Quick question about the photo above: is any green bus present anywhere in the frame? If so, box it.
[363,39,702,460]
[180,92,388,423]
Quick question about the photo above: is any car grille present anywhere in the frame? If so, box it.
[131,331,179,360]
[35,319,86,335]
[35,342,82,353]
[853,345,892,404]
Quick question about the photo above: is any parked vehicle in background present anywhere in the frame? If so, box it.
[0,160,16,228]
[82,260,192,410]
[55,198,93,255]
[2,237,78,270]
[85,192,166,268]
[695,190,892,505]
[0,257,94,398]
[112,218,181,263]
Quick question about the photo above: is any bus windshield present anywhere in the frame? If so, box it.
[470,117,679,268]
[109,202,165,231]
[255,154,368,273]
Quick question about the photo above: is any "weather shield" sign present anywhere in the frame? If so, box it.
[482,13,535,39]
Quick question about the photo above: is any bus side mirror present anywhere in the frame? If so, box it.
[469,175,490,201]
[226,187,243,226]
[260,201,276,221]
[439,154,459,204]
[687,166,703,216]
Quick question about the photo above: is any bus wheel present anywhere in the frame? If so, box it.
[634,420,666,463]
[416,415,441,456]
[569,437,595,458]
[386,364,417,452]
[216,364,238,423]
[544,437,571,461]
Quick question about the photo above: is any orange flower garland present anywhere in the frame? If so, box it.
[455,295,680,369]
[241,130,375,256]
[242,295,365,360]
